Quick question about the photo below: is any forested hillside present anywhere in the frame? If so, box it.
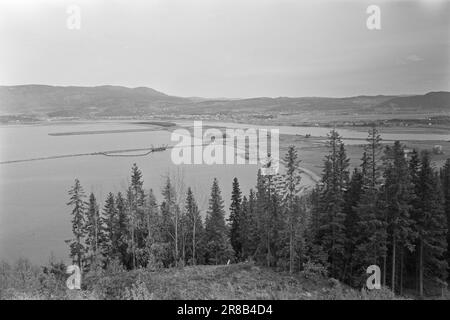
[1,126,449,300]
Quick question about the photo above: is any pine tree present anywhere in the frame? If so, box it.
[101,192,118,262]
[184,187,204,265]
[130,164,146,267]
[383,141,415,293]
[115,191,129,268]
[413,151,448,296]
[205,178,233,264]
[257,159,282,268]
[278,146,303,273]
[305,186,329,268]
[126,186,137,269]
[66,179,87,268]
[245,189,259,260]
[160,176,180,267]
[441,158,450,280]
[85,192,104,268]
[131,163,145,207]
[144,189,159,266]
[228,177,243,260]
[316,130,349,279]
[364,125,383,189]
[239,195,249,259]
[353,126,387,285]
[255,169,268,264]
[342,168,363,285]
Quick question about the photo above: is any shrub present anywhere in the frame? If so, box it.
[123,277,153,300]
[301,260,328,281]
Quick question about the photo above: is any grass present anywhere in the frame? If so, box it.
[0,260,407,300]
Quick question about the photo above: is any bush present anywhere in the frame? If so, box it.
[301,260,328,281]
[123,277,153,300]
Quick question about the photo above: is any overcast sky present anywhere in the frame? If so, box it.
[0,0,449,98]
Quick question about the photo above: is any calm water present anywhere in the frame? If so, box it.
[0,120,447,264]
[0,121,288,264]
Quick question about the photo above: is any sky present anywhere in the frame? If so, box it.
[0,0,449,98]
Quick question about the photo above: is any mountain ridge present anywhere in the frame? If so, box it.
[0,85,448,117]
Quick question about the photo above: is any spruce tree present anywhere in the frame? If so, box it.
[316,130,349,279]
[228,177,243,260]
[126,186,137,269]
[413,151,448,296]
[101,192,118,262]
[144,189,159,266]
[342,168,363,285]
[255,169,269,264]
[245,189,259,260]
[383,141,415,293]
[353,126,387,285]
[305,186,328,268]
[160,176,178,266]
[257,161,282,268]
[278,146,303,273]
[66,179,88,268]
[115,191,129,268]
[184,187,204,265]
[205,178,233,264]
[441,158,450,279]
[239,195,250,259]
[85,192,104,268]
[130,164,146,267]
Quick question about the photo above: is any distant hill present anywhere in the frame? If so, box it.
[187,95,396,114]
[0,85,192,116]
[373,92,450,113]
[0,85,448,117]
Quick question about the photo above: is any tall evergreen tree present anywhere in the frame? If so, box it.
[365,125,382,188]
[305,186,328,268]
[205,178,233,264]
[101,192,118,263]
[115,191,129,268]
[126,186,137,269]
[413,152,448,296]
[353,126,387,285]
[66,179,88,268]
[316,130,349,279]
[239,195,249,259]
[255,169,269,264]
[85,192,104,268]
[160,176,179,267]
[130,164,146,267]
[342,168,363,285]
[144,189,159,265]
[278,146,303,273]
[245,189,259,260]
[228,177,243,260]
[257,160,283,268]
[441,159,450,280]
[184,187,204,265]
[383,141,416,293]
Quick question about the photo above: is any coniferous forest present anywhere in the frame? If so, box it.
[63,127,450,298]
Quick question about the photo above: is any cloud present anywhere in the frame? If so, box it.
[405,54,424,62]
[397,54,424,65]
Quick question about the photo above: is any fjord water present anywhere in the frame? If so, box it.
[0,122,262,263]
[0,121,448,264]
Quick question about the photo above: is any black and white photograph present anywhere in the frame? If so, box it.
[0,0,449,306]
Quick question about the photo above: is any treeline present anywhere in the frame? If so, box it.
[66,127,450,297]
